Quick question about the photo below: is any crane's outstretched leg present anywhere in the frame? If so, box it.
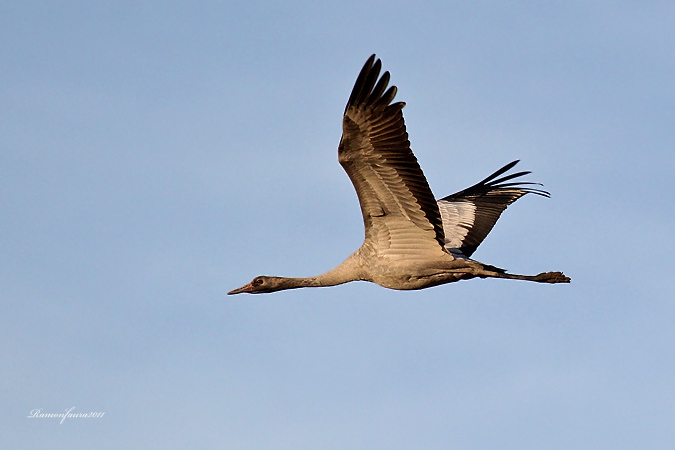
[475,268,570,283]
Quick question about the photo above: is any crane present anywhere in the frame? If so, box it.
[228,55,569,295]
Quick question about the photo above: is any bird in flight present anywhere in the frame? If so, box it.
[229,55,570,295]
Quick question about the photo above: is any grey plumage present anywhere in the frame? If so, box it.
[228,55,569,295]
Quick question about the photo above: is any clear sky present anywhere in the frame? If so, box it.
[2,1,674,449]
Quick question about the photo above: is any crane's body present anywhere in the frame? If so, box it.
[228,55,569,295]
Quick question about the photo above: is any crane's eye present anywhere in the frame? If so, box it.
[253,277,264,286]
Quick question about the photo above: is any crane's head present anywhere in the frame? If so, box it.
[228,276,286,295]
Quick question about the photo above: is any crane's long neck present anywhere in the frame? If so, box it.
[275,253,363,291]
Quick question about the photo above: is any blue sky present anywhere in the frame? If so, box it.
[2,1,674,449]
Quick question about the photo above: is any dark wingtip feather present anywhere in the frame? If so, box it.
[476,160,520,185]
[346,54,378,109]
[356,58,381,105]
[346,55,401,112]
[385,101,405,114]
[489,171,532,186]
[495,182,550,197]
[368,71,390,104]
[376,86,398,108]
[442,160,550,201]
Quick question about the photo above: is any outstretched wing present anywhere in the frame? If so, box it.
[339,55,447,260]
[438,160,550,257]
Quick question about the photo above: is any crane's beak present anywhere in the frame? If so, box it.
[228,282,253,295]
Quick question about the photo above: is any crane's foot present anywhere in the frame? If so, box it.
[472,266,571,284]
[533,271,571,283]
